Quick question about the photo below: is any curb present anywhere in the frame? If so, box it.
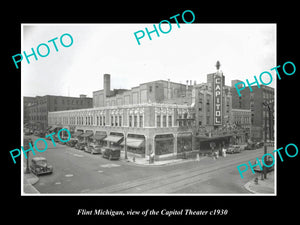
[23,173,40,194]
[121,156,208,167]
[244,181,257,194]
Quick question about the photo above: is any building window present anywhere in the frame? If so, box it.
[163,115,167,127]
[168,115,172,127]
[111,116,114,126]
[149,86,152,92]
[139,115,143,127]
[115,116,118,126]
[99,116,102,126]
[119,116,122,127]
[129,116,132,127]
[157,115,161,127]
[134,115,137,127]
[103,116,105,126]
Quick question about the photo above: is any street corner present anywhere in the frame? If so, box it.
[121,154,204,167]
[23,172,40,194]
[244,171,275,194]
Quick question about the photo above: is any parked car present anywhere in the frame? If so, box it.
[256,142,264,148]
[66,138,78,147]
[253,156,274,173]
[84,143,102,154]
[227,145,242,154]
[75,141,86,150]
[24,128,31,135]
[102,147,121,160]
[245,142,257,150]
[30,157,53,175]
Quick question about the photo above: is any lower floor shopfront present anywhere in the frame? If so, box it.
[53,125,200,160]
[48,125,249,161]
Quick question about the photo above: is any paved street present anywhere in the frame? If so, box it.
[24,136,274,194]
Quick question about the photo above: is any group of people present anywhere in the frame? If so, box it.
[210,142,227,160]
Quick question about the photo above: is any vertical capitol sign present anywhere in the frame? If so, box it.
[213,72,222,126]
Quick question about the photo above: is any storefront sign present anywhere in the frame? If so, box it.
[213,73,222,126]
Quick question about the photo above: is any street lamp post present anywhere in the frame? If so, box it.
[124,133,128,160]
[262,99,274,180]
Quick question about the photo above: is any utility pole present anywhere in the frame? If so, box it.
[124,133,127,160]
[263,104,267,179]
[262,99,274,179]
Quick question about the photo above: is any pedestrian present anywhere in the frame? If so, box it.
[150,150,155,164]
[222,147,227,157]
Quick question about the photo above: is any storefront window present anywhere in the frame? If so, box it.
[155,134,174,155]
[177,134,192,153]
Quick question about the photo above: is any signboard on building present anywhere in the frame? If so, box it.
[213,73,223,126]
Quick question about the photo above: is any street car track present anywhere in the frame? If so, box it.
[90,150,267,193]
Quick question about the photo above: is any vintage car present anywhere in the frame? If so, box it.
[30,157,53,175]
[255,142,264,149]
[253,156,274,173]
[66,138,78,147]
[244,142,257,150]
[75,141,87,150]
[102,147,121,160]
[84,143,102,154]
[226,145,242,154]
[24,128,31,135]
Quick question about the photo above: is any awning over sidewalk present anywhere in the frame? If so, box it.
[104,135,123,143]
[73,131,83,137]
[94,132,107,141]
[49,126,61,132]
[196,134,233,141]
[120,138,145,148]
[81,132,94,138]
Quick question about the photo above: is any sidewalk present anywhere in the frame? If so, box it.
[244,171,275,194]
[23,171,40,194]
[120,152,206,167]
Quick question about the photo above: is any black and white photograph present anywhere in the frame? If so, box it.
[21,23,276,195]
[4,5,299,224]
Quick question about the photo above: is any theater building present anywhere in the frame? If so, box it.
[48,62,250,159]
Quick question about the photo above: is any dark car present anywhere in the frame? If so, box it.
[75,141,86,150]
[102,147,121,160]
[85,143,102,154]
[245,142,256,150]
[227,145,241,154]
[253,156,274,173]
[66,138,78,147]
[255,142,264,149]
[30,157,53,175]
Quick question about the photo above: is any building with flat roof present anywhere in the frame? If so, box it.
[25,95,93,131]
[48,62,252,160]
[231,80,274,141]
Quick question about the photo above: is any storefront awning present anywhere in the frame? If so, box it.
[94,134,107,140]
[49,126,58,132]
[196,134,233,141]
[120,138,145,148]
[104,135,123,143]
[81,132,93,138]
[73,131,83,137]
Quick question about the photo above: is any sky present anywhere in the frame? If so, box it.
[22,23,276,98]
